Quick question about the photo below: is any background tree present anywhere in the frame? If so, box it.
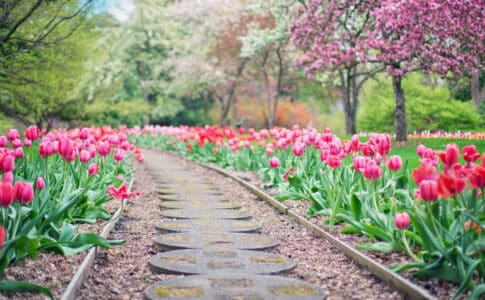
[291,0,380,135]
[368,0,484,141]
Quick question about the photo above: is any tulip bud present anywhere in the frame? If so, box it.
[387,155,402,171]
[114,149,125,161]
[88,163,99,176]
[394,212,411,229]
[14,147,23,159]
[3,172,13,183]
[0,136,6,147]
[79,127,90,140]
[419,180,438,201]
[6,129,19,141]
[269,157,280,168]
[36,177,45,190]
[0,154,14,173]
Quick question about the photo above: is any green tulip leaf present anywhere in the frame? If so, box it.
[0,280,53,300]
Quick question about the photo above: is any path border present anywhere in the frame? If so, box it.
[60,177,135,300]
[199,162,436,300]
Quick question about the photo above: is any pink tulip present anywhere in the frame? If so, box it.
[0,182,15,207]
[0,136,6,147]
[363,159,382,180]
[14,147,23,159]
[79,127,90,140]
[36,177,45,190]
[394,212,411,229]
[114,149,125,161]
[88,163,99,176]
[0,154,14,172]
[269,157,280,168]
[14,181,34,204]
[39,141,55,157]
[96,141,111,157]
[3,172,13,183]
[416,144,426,157]
[79,150,91,163]
[419,180,438,201]
[11,139,22,148]
[6,129,19,141]
[24,125,41,141]
[23,139,32,147]
[387,155,402,171]
[327,155,342,168]
[292,142,305,157]
[353,156,366,172]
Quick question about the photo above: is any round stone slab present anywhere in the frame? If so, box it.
[149,249,296,275]
[145,274,327,300]
[159,194,229,202]
[156,219,261,233]
[159,201,241,210]
[154,232,278,250]
[160,209,252,220]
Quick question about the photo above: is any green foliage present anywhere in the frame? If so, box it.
[83,99,151,128]
[358,74,480,133]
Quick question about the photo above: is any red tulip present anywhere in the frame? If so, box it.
[462,145,480,163]
[88,163,99,176]
[387,155,402,171]
[14,181,34,204]
[412,165,438,185]
[419,180,438,201]
[107,183,139,200]
[24,125,41,141]
[438,144,459,167]
[437,174,466,198]
[469,165,485,189]
[394,212,411,229]
[36,177,45,190]
[269,157,280,168]
[0,182,15,207]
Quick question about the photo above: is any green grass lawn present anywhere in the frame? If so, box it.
[390,138,485,171]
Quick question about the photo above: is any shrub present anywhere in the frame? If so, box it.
[358,74,480,133]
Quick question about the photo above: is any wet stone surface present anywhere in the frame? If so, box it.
[156,219,262,233]
[149,249,296,275]
[160,209,252,220]
[159,200,241,210]
[154,232,279,250]
[159,194,230,202]
[144,274,327,300]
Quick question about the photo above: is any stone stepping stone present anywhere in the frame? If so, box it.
[144,274,327,299]
[159,200,241,210]
[161,209,252,220]
[154,232,279,250]
[159,194,229,202]
[149,249,296,275]
[156,219,261,233]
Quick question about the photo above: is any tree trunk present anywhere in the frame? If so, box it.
[471,72,484,108]
[392,74,407,141]
[339,68,357,135]
[219,60,247,126]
